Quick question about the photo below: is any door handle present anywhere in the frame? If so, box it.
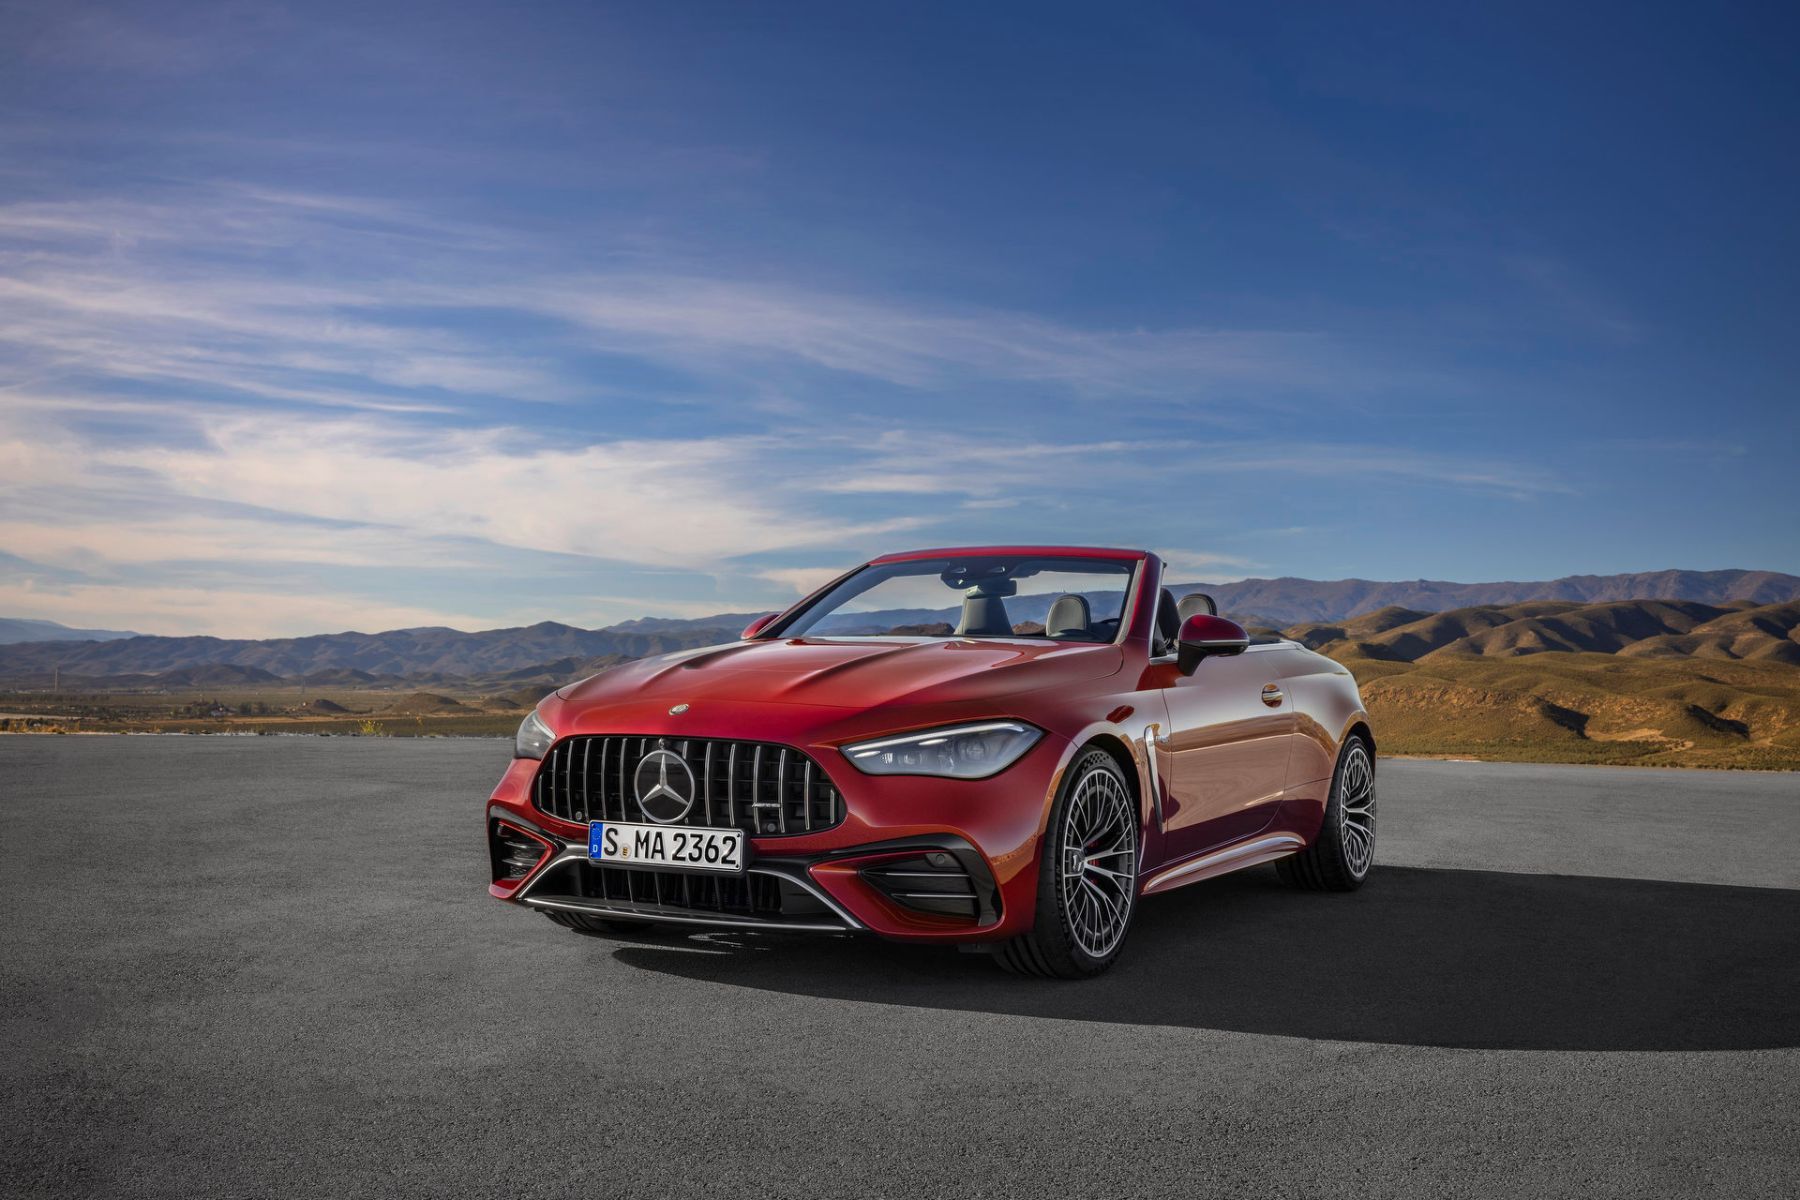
[1261,684,1284,707]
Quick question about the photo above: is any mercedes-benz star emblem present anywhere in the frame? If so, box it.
[633,749,697,823]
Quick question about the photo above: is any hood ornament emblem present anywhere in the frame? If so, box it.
[668,703,689,715]
[634,748,697,823]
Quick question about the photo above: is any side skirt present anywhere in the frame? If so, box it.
[1138,833,1305,897]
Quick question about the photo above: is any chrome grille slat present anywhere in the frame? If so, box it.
[727,743,738,828]
[702,742,714,825]
[577,737,592,821]
[777,748,790,835]
[534,736,844,837]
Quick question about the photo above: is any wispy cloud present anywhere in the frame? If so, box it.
[0,185,1391,423]
[0,180,1576,635]
[1155,550,1258,582]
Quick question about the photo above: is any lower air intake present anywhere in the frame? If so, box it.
[860,853,985,920]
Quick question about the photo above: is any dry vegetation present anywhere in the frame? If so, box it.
[1291,599,1800,769]
[0,684,539,739]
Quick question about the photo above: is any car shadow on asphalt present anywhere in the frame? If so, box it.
[609,865,1800,1051]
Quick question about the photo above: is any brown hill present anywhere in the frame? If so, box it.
[1616,602,1800,666]
[489,686,551,711]
[1296,599,1774,663]
[1285,606,1432,650]
[1173,568,1800,625]
[301,698,350,714]
[382,692,465,714]
[1324,602,1583,662]
[1427,600,1730,658]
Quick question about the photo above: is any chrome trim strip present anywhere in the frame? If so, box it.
[522,895,851,933]
[1142,833,1305,893]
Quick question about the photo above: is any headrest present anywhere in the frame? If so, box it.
[1045,594,1091,639]
[1177,592,1218,621]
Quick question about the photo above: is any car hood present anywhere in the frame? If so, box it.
[557,637,1122,714]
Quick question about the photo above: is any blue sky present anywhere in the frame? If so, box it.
[1,1,1796,636]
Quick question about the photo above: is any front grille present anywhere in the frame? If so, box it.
[532,735,844,836]
[536,860,832,922]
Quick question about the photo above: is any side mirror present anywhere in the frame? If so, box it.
[741,613,779,640]
[1176,614,1249,675]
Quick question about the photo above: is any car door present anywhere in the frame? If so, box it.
[1156,645,1296,862]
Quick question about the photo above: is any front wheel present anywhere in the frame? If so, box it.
[1277,735,1375,892]
[997,748,1141,979]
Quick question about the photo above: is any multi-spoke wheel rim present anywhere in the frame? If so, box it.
[1340,743,1376,878]
[1058,766,1138,959]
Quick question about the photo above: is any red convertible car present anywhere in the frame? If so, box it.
[485,546,1375,977]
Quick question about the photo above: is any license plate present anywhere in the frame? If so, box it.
[587,820,746,873]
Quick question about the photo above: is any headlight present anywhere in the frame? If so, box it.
[514,709,555,760]
[842,720,1042,779]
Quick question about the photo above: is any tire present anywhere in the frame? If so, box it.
[997,747,1141,979]
[544,912,657,937]
[1277,734,1375,892]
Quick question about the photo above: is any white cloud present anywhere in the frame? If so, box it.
[1155,550,1258,582]
[756,566,849,596]
[101,413,925,567]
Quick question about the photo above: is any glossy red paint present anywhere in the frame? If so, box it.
[485,547,1372,949]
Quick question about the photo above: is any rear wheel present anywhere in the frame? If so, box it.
[997,748,1140,979]
[544,912,657,937]
[1277,735,1375,892]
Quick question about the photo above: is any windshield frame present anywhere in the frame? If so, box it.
[764,553,1145,646]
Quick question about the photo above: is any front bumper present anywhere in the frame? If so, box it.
[485,732,1069,943]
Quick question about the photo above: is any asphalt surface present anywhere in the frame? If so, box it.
[3,738,1797,1199]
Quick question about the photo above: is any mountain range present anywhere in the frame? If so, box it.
[1289,598,1800,666]
[3,567,1797,685]
[0,617,137,646]
[1176,569,1800,626]
[0,622,728,682]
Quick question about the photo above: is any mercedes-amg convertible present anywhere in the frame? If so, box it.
[485,546,1375,977]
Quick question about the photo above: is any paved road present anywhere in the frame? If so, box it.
[3,738,1797,1198]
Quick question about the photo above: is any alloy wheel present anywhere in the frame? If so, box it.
[1339,741,1376,878]
[1058,763,1138,959]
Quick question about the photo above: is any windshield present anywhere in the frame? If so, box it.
[775,555,1137,644]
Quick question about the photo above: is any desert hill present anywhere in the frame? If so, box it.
[1299,599,1800,666]
[381,692,465,714]
[1617,601,1800,665]
[0,621,735,681]
[1288,599,1800,768]
[1179,568,1800,626]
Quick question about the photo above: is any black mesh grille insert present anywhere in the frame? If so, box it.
[536,860,832,921]
[531,736,844,836]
